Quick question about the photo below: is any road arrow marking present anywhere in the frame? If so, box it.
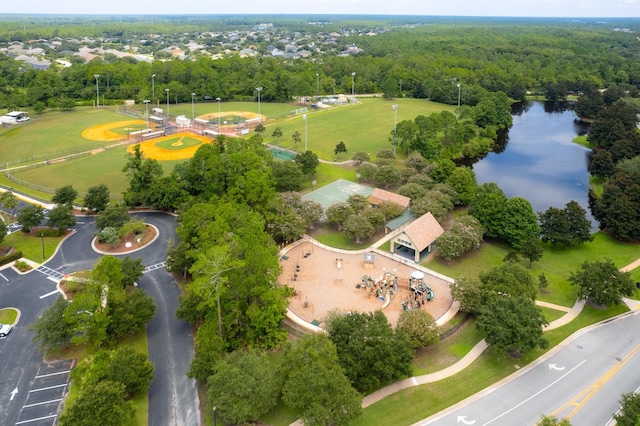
[10,387,18,401]
[457,416,476,425]
[549,364,566,371]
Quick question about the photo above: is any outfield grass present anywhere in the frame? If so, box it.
[1,109,125,165]
[262,98,455,161]
[0,308,18,324]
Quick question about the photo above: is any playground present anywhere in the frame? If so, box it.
[280,239,453,329]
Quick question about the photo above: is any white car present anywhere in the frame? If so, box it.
[16,117,30,122]
[0,324,11,337]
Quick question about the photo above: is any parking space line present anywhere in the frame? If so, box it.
[22,398,63,408]
[35,370,71,379]
[28,384,67,393]
[15,414,57,425]
[39,290,59,299]
[0,272,8,281]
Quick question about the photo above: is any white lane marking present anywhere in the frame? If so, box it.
[28,383,67,393]
[39,290,59,299]
[0,272,8,281]
[15,414,58,425]
[22,398,63,408]
[35,370,71,379]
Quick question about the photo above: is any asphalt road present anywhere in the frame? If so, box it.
[417,311,640,426]
[0,211,200,425]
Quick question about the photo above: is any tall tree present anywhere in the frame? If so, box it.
[597,171,640,241]
[539,201,593,246]
[17,204,44,233]
[325,310,413,392]
[52,184,78,207]
[47,205,76,233]
[208,350,281,425]
[499,196,540,248]
[84,184,110,212]
[569,258,634,306]
[476,295,548,357]
[281,333,362,426]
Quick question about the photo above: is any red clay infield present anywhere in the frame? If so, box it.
[279,239,454,329]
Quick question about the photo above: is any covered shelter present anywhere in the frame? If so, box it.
[390,212,444,262]
[368,188,410,210]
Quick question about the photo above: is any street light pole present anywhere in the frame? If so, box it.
[316,73,319,99]
[40,232,45,260]
[303,114,308,151]
[191,92,195,120]
[165,88,170,123]
[216,97,221,130]
[151,74,156,102]
[94,74,100,108]
[457,83,461,117]
[213,406,218,426]
[392,104,398,155]
[351,72,356,104]
[256,87,263,123]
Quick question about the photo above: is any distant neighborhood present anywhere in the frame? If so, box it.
[0,21,379,70]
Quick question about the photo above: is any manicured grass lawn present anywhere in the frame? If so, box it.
[425,232,640,308]
[2,109,125,164]
[0,308,18,324]
[412,317,483,376]
[263,98,454,161]
[539,306,567,323]
[3,230,66,263]
[10,147,181,201]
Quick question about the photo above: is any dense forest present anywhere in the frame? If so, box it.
[1,16,640,111]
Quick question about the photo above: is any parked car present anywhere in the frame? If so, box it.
[16,117,30,122]
[0,323,12,337]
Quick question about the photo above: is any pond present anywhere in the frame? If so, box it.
[472,101,595,226]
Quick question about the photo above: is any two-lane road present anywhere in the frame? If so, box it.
[418,311,640,426]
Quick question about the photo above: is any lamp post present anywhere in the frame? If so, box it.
[456,83,461,117]
[151,74,156,101]
[94,74,100,108]
[191,92,195,120]
[143,100,150,130]
[216,97,221,130]
[351,72,356,104]
[303,113,308,151]
[256,87,263,123]
[165,88,170,122]
[316,73,319,99]
[213,405,218,426]
[40,232,45,260]
[392,104,398,155]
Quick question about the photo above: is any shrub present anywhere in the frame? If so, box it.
[0,250,23,267]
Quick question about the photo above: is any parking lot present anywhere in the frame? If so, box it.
[15,359,74,426]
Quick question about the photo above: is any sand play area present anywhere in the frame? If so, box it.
[280,238,454,330]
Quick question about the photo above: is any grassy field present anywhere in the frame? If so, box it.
[262,97,455,161]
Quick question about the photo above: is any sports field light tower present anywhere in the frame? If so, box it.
[303,113,308,151]
[165,88,170,122]
[191,92,196,120]
[351,72,356,104]
[256,87,263,123]
[216,97,221,130]
[392,104,398,155]
[152,74,156,102]
[316,73,319,99]
[94,74,100,108]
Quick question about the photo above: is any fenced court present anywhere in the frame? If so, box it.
[302,178,374,211]
[267,145,297,161]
